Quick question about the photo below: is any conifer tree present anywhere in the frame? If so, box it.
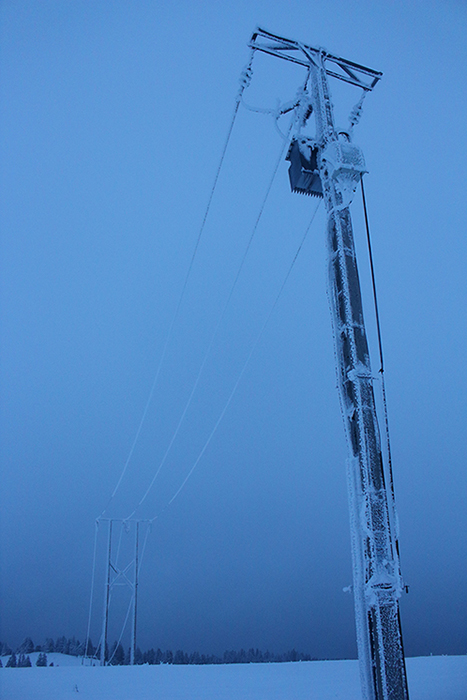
[36,653,48,667]
[17,654,32,667]
[43,638,55,653]
[0,642,12,656]
[17,638,34,654]
[55,636,67,654]
[113,643,125,665]
[6,654,16,668]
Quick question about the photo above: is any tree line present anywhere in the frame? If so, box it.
[0,637,314,667]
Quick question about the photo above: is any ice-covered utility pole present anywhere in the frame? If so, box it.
[99,519,143,666]
[249,28,409,700]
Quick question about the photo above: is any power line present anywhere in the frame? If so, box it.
[360,177,384,373]
[121,201,321,588]
[99,50,256,518]
[125,118,295,520]
[162,200,322,513]
[360,176,398,541]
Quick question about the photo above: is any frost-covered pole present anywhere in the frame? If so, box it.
[101,519,112,666]
[307,52,409,700]
[130,522,139,665]
[248,29,409,700]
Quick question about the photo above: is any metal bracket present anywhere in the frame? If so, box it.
[249,28,382,91]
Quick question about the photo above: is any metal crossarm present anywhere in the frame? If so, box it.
[249,28,382,91]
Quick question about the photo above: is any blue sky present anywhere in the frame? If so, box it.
[1,0,466,659]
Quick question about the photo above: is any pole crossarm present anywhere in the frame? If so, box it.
[249,28,382,91]
[98,517,153,524]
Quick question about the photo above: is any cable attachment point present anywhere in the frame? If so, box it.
[294,84,313,132]
[237,51,255,98]
[348,91,366,133]
[239,65,253,90]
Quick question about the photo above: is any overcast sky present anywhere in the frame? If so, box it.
[1,0,466,661]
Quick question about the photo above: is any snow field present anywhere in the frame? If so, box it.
[1,655,466,700]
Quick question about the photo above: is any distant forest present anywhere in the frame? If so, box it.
[0,637,314,667]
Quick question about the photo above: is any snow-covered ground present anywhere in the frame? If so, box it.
[1,655,465,700]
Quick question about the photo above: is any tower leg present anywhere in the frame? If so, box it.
[101,520,112,666]
[130,522,139,665]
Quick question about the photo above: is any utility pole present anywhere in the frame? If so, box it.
[100,519,112,666]
[99,519,145,666]
[249,29,409,700]
[130,521,139,666]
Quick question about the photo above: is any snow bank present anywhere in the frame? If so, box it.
[0,655,465,700]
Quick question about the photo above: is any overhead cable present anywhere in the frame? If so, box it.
[125,117,295,520]
[131,199,321,528]
[107,595,134,666]
[360,176,398,534]
[99,50,256,518]
[163,200,322,513]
